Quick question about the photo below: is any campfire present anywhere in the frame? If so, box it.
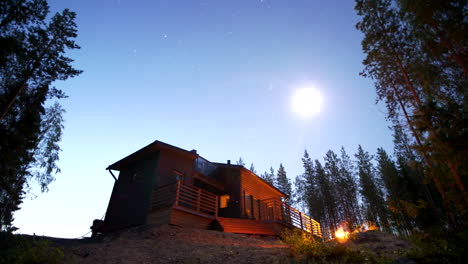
[334,226,349,242]
[333,221,379,242]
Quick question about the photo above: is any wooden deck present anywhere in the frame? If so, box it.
[149,180,321,237]
[260,198,322,237]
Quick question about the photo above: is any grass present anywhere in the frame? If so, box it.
[0,232,66,264]
[402,228,468,264]
[280,229,391,264]
[281,227,468,264]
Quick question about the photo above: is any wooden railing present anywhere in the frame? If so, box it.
[150,182,177,208]
[150,180,218,217]
[261,198,322,237]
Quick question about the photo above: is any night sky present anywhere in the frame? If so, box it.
[14,0,393,238]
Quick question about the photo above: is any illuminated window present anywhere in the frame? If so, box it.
[220,195,230,208]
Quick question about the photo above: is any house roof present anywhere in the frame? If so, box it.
[213,162,287,198]
[106,140,198,171]
[106,140,287,198]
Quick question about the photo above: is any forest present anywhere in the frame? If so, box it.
[251,0,468,243]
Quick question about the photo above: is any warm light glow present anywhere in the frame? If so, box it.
[291,87,323,118]
[360,221,379,232]
[335,227,349,242]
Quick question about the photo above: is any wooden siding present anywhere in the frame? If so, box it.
[170,208,213,229]
[240,169,284,200]
[103,152,159,231]
[240,169,284,219]
[154,150,196,187]
[147,207,172,225]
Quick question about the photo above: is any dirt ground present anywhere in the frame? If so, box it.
[345,230,413,259]
[54,225,415,264]
[61,225,292,264]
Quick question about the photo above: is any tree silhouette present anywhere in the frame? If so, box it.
[0,0,81,231]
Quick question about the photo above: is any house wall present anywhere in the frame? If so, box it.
[154,150,196,187]
[240,170,283,200]
[215,167,242,218]
[146,207,172,225]
[103,152,160,231]
[240,170,284,219]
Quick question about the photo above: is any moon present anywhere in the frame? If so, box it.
[291,87,323,118]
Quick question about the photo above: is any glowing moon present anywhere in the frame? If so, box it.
[291,87,323,118]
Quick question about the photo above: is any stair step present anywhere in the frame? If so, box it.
[217,217,279,236]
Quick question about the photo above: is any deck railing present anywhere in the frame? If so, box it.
[261,198,322,237]
[150,180,218,217]
[150,181,319,236]
[174,180,218,216]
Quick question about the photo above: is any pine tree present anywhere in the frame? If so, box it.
[236,157,245,167]
[314,159,336,236]
[260,166,275,185]
[355,145,389,230]
[338,147,361,229]
[392,124,445,230]
[249,163,256,174]
[295,150,317,215]
[323,150,341,230]
[376,147,410,234]
[0,0,81,231]
[276,164,292,204]
[355,0,468,216]
[293,174,306,212]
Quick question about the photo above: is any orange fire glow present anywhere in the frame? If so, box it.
[334,227,349,242]
[360,221,379,232]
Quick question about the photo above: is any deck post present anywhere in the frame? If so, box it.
[299,212,303,230]
[257,199,261,220]
[215,195,219,217]
[175,180,181,206]
[197,188,201,212]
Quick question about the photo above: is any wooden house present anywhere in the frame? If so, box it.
[92,140,321,237]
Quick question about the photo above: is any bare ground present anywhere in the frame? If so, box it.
[61,225,292,264]
[49,225,415,264]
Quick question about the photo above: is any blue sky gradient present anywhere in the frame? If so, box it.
[14,0,393,238]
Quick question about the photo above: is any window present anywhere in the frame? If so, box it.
[244,193,253,218]
[172,170,184,182]
[220,195,230,208]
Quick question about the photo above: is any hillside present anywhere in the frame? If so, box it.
[62,225,291,264]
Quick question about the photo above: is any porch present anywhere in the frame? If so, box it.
[149,180,321,237]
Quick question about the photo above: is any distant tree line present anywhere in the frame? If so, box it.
[243,136,452,238]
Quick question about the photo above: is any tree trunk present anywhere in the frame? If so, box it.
[393,57,467,197]
[393,86,447,201]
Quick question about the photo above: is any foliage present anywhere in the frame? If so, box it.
[355,0,468,219]
[403,229,468,264]
[260,166,275,185]
[248,163,256,174]
[276,163,292,204]
[355,145,389,231]
[235,157,245,167]
[0,232,65,264]
[0,0,81,231]
[338,147,361,230]
[281,229,390,263]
